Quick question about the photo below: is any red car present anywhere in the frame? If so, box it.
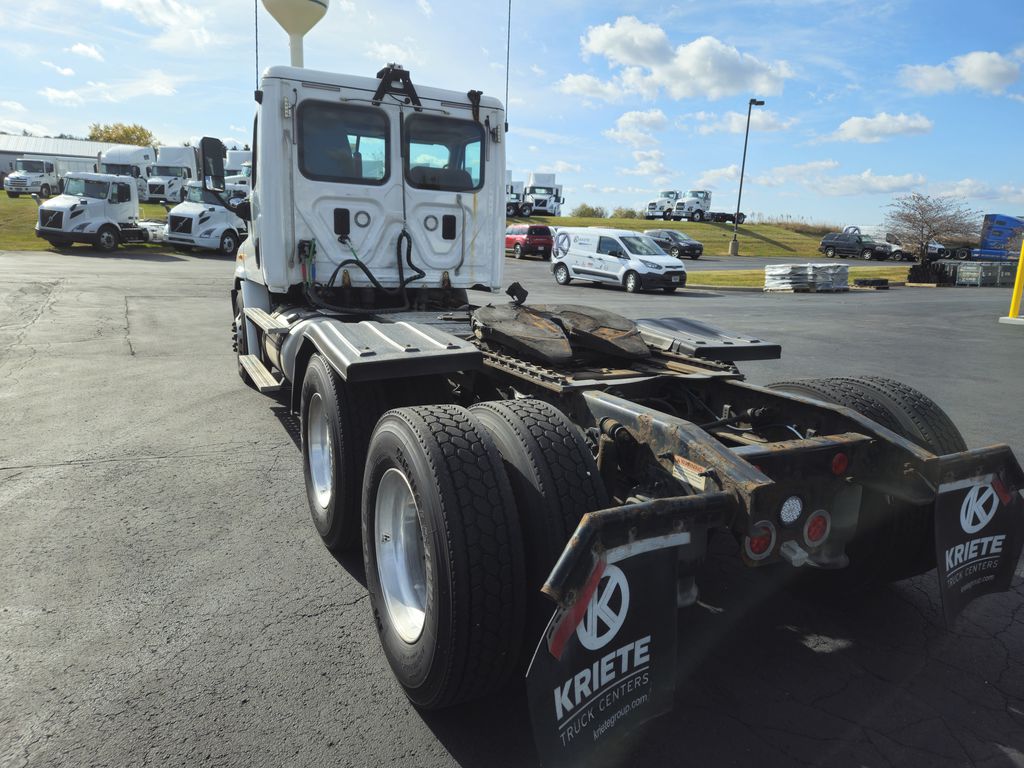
[505,224,553,259]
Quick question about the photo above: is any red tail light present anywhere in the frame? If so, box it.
[744,521,776,561]
[831,452,849,476]
[804,510,831,545]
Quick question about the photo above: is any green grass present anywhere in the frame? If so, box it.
[510,215,826,259]
[0,193,168,251]
[687,265,910,288]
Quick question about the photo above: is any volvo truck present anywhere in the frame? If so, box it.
[98,144,156,201]
[147,145,198,203]
[164,180,247,254]
[213,2,1024,763]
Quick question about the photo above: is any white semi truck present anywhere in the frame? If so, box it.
[98,144,156,202]
[33,171,165,251]
[644,189,745,224]
[164,180,247,254]
[523,172,563,216]
[211,1,1024,761]
[147,145,198,203]
[225,149,252,177]
[4,155,94,198]
[505,170,527,216]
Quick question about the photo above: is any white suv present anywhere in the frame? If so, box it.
[551,227,687,293]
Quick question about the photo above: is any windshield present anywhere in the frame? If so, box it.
[186,185,228,205]
[153,165,188,177]
[529,187,554,195]
[659,191,676,198]
[405,114,483,192]
[17,160,45,173]
[622,235,666,256]
[668,231,694,242]
[64,177,109,199]
[684,190,707,200]
[101,163,132,176]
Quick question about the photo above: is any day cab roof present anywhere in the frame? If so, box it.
[65,171,134,183]
[261,65,505,114]
[100,144,154,162]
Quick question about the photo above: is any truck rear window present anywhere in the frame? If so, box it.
[404,114,483,192]
[298,101,389,185]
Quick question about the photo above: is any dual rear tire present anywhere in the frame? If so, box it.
[298,361,605,708]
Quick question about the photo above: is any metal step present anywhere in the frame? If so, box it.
[243,306,291,336]
[239,354,283,393]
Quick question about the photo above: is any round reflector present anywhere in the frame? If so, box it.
[831,452,849,476]
[779,496,803,526]
[804,510,831,545]
[744,521,776,561]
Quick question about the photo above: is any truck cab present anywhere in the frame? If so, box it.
[166,181,247,254]
[523,173,563,217]
[227,63,505,309]
[670,190,712,221]
[4,156,58,198]
[147,146,198,203]
[98,145,156,201]
[35,172,138,249]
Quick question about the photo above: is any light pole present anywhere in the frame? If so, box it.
[728,98,764,257]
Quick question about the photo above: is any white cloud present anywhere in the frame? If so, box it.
[828,112,932,143]
[0,117,56,136]
[900,50,1020,95]
[695,164,740,188]
[513,127,574,144]
[0,100,27,112]
[752,159,839,187]
[621,149,668,177]
[98,0,213,52]
[68,43,103,61]
[530,64,545,77]
[537,160,581,174]
[229,124,246,133]
[603,109,667,147]
[557,73,624,102]
[417,0,432,16]
[559,17,792,103]
[42,61,75,76]
[943,178,998,199]
[692,109,797,135]
[823,169,925,196]
[38,70,183,107]
[366,41,418,65]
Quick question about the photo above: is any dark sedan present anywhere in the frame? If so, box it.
[643,229,703,259]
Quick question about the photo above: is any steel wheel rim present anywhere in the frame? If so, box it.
[100,231,115,249]
[375,468,427,644]
[307,392,333,512]
[224,235,236,252]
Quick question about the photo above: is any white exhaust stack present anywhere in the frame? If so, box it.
[262,0,329,68]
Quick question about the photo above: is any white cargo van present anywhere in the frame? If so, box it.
[551,227,687,293]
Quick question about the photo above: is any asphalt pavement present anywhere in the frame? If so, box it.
[2,247,1022,768]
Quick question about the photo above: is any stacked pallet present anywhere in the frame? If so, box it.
[764,264,849,292]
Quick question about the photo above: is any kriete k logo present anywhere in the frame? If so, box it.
[576,564,630,651]
[960,483,999,535]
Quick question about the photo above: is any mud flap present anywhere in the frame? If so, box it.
[934,474,1024,626]
[525,537,680,767]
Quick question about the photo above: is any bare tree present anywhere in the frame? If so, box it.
[884,192,980,260]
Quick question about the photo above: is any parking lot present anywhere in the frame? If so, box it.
[2,247,1022,768]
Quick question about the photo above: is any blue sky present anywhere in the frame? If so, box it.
[2,0,1022,226]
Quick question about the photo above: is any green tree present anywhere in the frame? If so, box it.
[611,206,639,219]
[571,203,607,219]
[88,122,158,146]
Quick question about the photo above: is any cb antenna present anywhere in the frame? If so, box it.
[504,0,512,129]
[254,0,260,89]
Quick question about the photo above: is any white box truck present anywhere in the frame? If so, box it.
[505,170,527,217]
[98,145,156,202]
[147,146,198,203]
[225,149,252,177]
[524,172,563,216]
[33,171,166,251]
[4,156,94,198]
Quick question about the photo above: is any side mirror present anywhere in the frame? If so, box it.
[610,249,624,258]
[199,136,227,192]
[30,193,41,207]
[230,198,252,222]
[159,199,171,212]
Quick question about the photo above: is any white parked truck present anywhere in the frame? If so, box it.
[147,145,198,203]
[164,180,247,254]
[226,160,253,193]
[645,189,745,224]
[225,149,252,177]
[4,155,94,198]
[98,144,156,202]
[523,172,563,216]
[33,171,165,251]
[505,171,526,216]
[211,2,1024,762]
